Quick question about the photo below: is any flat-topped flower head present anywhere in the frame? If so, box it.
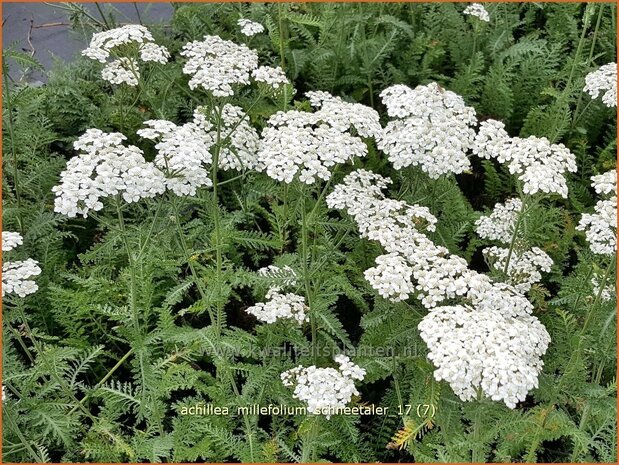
[378,83,477,178]
[138,104,262,196]
[258,93,377,184]
[364,253,415,302]
[474,120,577,198]
[138,118,215,197]
[100,58,139,86]
[245,292,308,324]
[591,169,617,196]
[2,231,23,252]
[578,169,617,256]
[238,18,265,37]
[2,231,41,298]
[214,104,262,171]
[2,259,42,298]
[82,24,169,86]
[252,65,290,89]
[281,355,366,418]
[584,63,617,108]
[180,35,259,96]
[463,3,490,22]
[306,91,382,139]
[53,129,166,217]
[419,304,550,409]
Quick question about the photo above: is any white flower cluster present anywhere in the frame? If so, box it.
[328,170,550,408]
[252,65,290,89]
[364,253,415,302]
[578,169,617,256]
[306,91,383,139]
[53,129,166,217]
[246,291,308,324]
[2,231,23,251]
[281,355,366,417]
[137,104,261,196]
[100,57,139,86]
[463,3,490,22]
[2,232,41,298]
[418,305,549,407]
[82,25,169,86]
[238,18,265,37]
[483,246,553,292]
[584,63,617,108]
[475,198,523,243]
[474,120,577,198]
[138,117,214,196]
[258,92,379,184]
[377,83,477,178]
[180,35,259,96]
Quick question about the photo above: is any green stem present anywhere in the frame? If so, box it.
[94,2,111,29]
[300,417,319,462]
[171,197,216,326]
[8,326,34,364]
[550,8,590,143]
[392,349,403,411]
[4,409,46,462]
[115,199,140,334]
[156,65,203,105]
[300,195,317,363]
[471,395,484,462]
[502,197,527,276]
[570,403,591,461]
[278,3,287,71]
[68,349,134,415]
[118,86,126,133]
[137,199,164,260]
[211,103,225,335]
[557,257,615,395]
[571,4,605,130]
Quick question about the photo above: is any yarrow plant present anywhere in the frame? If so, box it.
[327,169,551,408]
[258,91,379,184]
[237,18,265,37]
[281,355,366,417]
[3,4,617,463]
[245,292,308,324]
[463,3,490,22]
[2,231,41,298]
[82,24,169,86]
[583,63,617,108]
[577,169,617,256]
[377,83,477,178]
[473,120,577,198]
[52,129,166,217]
